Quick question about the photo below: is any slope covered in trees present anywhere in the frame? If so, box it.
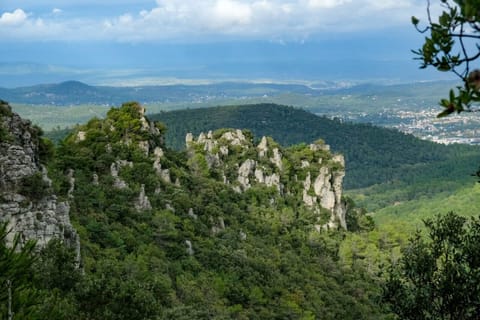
[1,102,387,319]
[151,103,480,193]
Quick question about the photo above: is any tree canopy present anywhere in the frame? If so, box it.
[383,211,480,319]
[0,224,38,319]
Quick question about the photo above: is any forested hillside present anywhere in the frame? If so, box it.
[0,102,387,319]
[151,103,480,195]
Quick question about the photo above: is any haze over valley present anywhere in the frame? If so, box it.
[6,79,479,145]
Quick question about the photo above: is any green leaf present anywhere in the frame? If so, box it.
[411,16,420,26]
[439,12,450,26]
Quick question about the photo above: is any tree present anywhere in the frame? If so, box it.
[0,223,39,319]
[382,211,480,319]
[412,0,480,117]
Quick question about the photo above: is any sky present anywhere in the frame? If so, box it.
[0,0,453,87]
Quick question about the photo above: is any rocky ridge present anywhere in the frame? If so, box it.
[186,129,347,229]
[0,101,80,254]
[0,98,349,262]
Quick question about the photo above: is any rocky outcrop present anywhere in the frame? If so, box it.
[0,102,80,253]
[65,103,168,217]
[303,154,346,230]
[186,130,347,229]
[238,159,256,190]
[110,161,131,189]
[135,184,152,211]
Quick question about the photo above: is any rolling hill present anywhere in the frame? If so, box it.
[150,103,480,203]
[0,80,322,105]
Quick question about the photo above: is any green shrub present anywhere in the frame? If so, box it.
[0,125,10,142]
[20,172,50,201]
[0,100,12,117]
[38,137,55,164]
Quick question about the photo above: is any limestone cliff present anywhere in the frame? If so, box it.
[186,129,347,229]
[0,101,80,253]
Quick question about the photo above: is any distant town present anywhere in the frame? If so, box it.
[330,107,480,145]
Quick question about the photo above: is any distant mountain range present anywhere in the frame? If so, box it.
[0,80,329,105]
[0,80,457,107]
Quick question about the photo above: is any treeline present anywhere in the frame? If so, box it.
[150,103,480,191]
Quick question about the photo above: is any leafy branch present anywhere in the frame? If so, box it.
[412,0,480,117]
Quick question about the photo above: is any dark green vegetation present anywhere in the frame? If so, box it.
[1,102,389,319]
[3,99,480,319]
[40,102,480,211]
[0,100,13,142]
[0,227,81,320]
[383,212,480,319]
[151,103,480,206]
[0,224,37,319]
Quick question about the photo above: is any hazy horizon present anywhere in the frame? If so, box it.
[0,1,457,87]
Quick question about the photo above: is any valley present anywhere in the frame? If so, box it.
[7,79,479,145]
[0,101,385,318]
[2,80,480,318]
[8,80,480,222]
[3,0,480,317]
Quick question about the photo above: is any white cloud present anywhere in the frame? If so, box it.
[0,8,28,26]
[307,0,352,9]
[0,0,428,41]
[211,0,252,27]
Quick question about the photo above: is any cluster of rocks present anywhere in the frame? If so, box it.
[0,98,350,265]
[75,105,169,212]
[186,129,347,229]
[0,103,80,255]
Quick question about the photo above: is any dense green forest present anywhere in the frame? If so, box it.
[151,103,480,205]
[4,101,480,318]
[1,102,391,319]
[44,102,480,210]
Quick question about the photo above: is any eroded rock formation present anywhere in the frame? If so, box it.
[186,129,347,229]
[0,101,80,254]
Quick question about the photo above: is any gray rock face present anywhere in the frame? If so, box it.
[221,129,246,146]
[185,240,194,256]
[211,216,226,235]
[270,148,283,170]
[151,147,172,183]
[135,184,152,211]
[257,136,268,157]
[238,159,256,190]
[0,145,36,187]
[302,172,316,207]
[255,168,281,191]
[92,173,99,186]
[160,168,171,183]
[185,132,194,146]
[110,161,129,189]
[0,103,80,253]
[67,169,75,198]
[186,129,348,230]
[301,153,346,229]
[0,194,78,250]
[0,105,38,189]
[76,131,86,142]
[138,140,149,155]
